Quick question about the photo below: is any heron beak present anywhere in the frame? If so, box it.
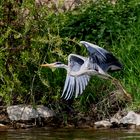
[40,63,55,68]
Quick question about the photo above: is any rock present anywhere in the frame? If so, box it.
[7,105,38,121]
[110,117,120,124]
[94,120,112,128]
[63,0,81,11]
[110,111,123,126]
[0,124,5,127]
[0,123,9,131]
[95,111,140,129]
[13,123,35,129]
[37,105,55,118]
[35,0,81,11]
[120,111,140,126]
[7,105,55,121]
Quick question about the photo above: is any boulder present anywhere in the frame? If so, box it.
[110,117,120,125]
[110,111,124,126]
[120,111,140,126]
[37,105,55,118]
[0,123,9,131]
[94,120,112,128]
[7,105,55,121]
[94,111,140,129]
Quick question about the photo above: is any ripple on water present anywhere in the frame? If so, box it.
[1,128,140,140]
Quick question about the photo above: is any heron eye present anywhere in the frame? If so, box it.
[56,62,62,65]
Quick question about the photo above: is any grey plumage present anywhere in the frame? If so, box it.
[61,53,112,100]
[80,41,123,72]
[61,54,91,99]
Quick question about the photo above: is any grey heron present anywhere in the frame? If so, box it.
[41,41,123,100]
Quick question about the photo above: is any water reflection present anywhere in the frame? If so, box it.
[1,128,140,140]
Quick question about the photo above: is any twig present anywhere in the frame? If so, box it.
[111,78,132,102]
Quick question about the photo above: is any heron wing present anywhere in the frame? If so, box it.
[80,41,123,72]
[61,54,90,100]
[75,75,90,98]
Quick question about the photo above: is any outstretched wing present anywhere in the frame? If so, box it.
[80,41,123,72]
[61,54,90,100]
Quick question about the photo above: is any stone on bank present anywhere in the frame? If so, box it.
[7,105,55,121]
[120,111,140,126]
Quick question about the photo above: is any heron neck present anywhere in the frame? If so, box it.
[59,64,68,70]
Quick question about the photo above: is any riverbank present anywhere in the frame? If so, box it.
[0,96,139,130]
[0,87,134,130]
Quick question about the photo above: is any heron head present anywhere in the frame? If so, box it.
[80,41,88,48]
[40,62,64,68]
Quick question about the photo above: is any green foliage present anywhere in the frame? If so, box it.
[0,0,140,113]
[60,0,140,110]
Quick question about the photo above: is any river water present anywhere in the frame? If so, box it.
[1,127,140,140]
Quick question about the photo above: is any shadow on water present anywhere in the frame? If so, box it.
[1,128,140,140]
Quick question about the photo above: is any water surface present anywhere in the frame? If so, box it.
[0,127,140,140]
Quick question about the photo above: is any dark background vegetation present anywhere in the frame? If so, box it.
[0,0,140,114]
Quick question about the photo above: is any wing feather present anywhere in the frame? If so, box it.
[64,77,73,100]
[61,54,91,99]
[76,77,81,96]
[65,76,75,100]
[81,77,85,90]
[79,76,86,91]
[85,75,90,84]
[80,41,123,72]
[75,78,80,98]
[82,75,88,90]
[61,75,70,98]
[78,77,84,95]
